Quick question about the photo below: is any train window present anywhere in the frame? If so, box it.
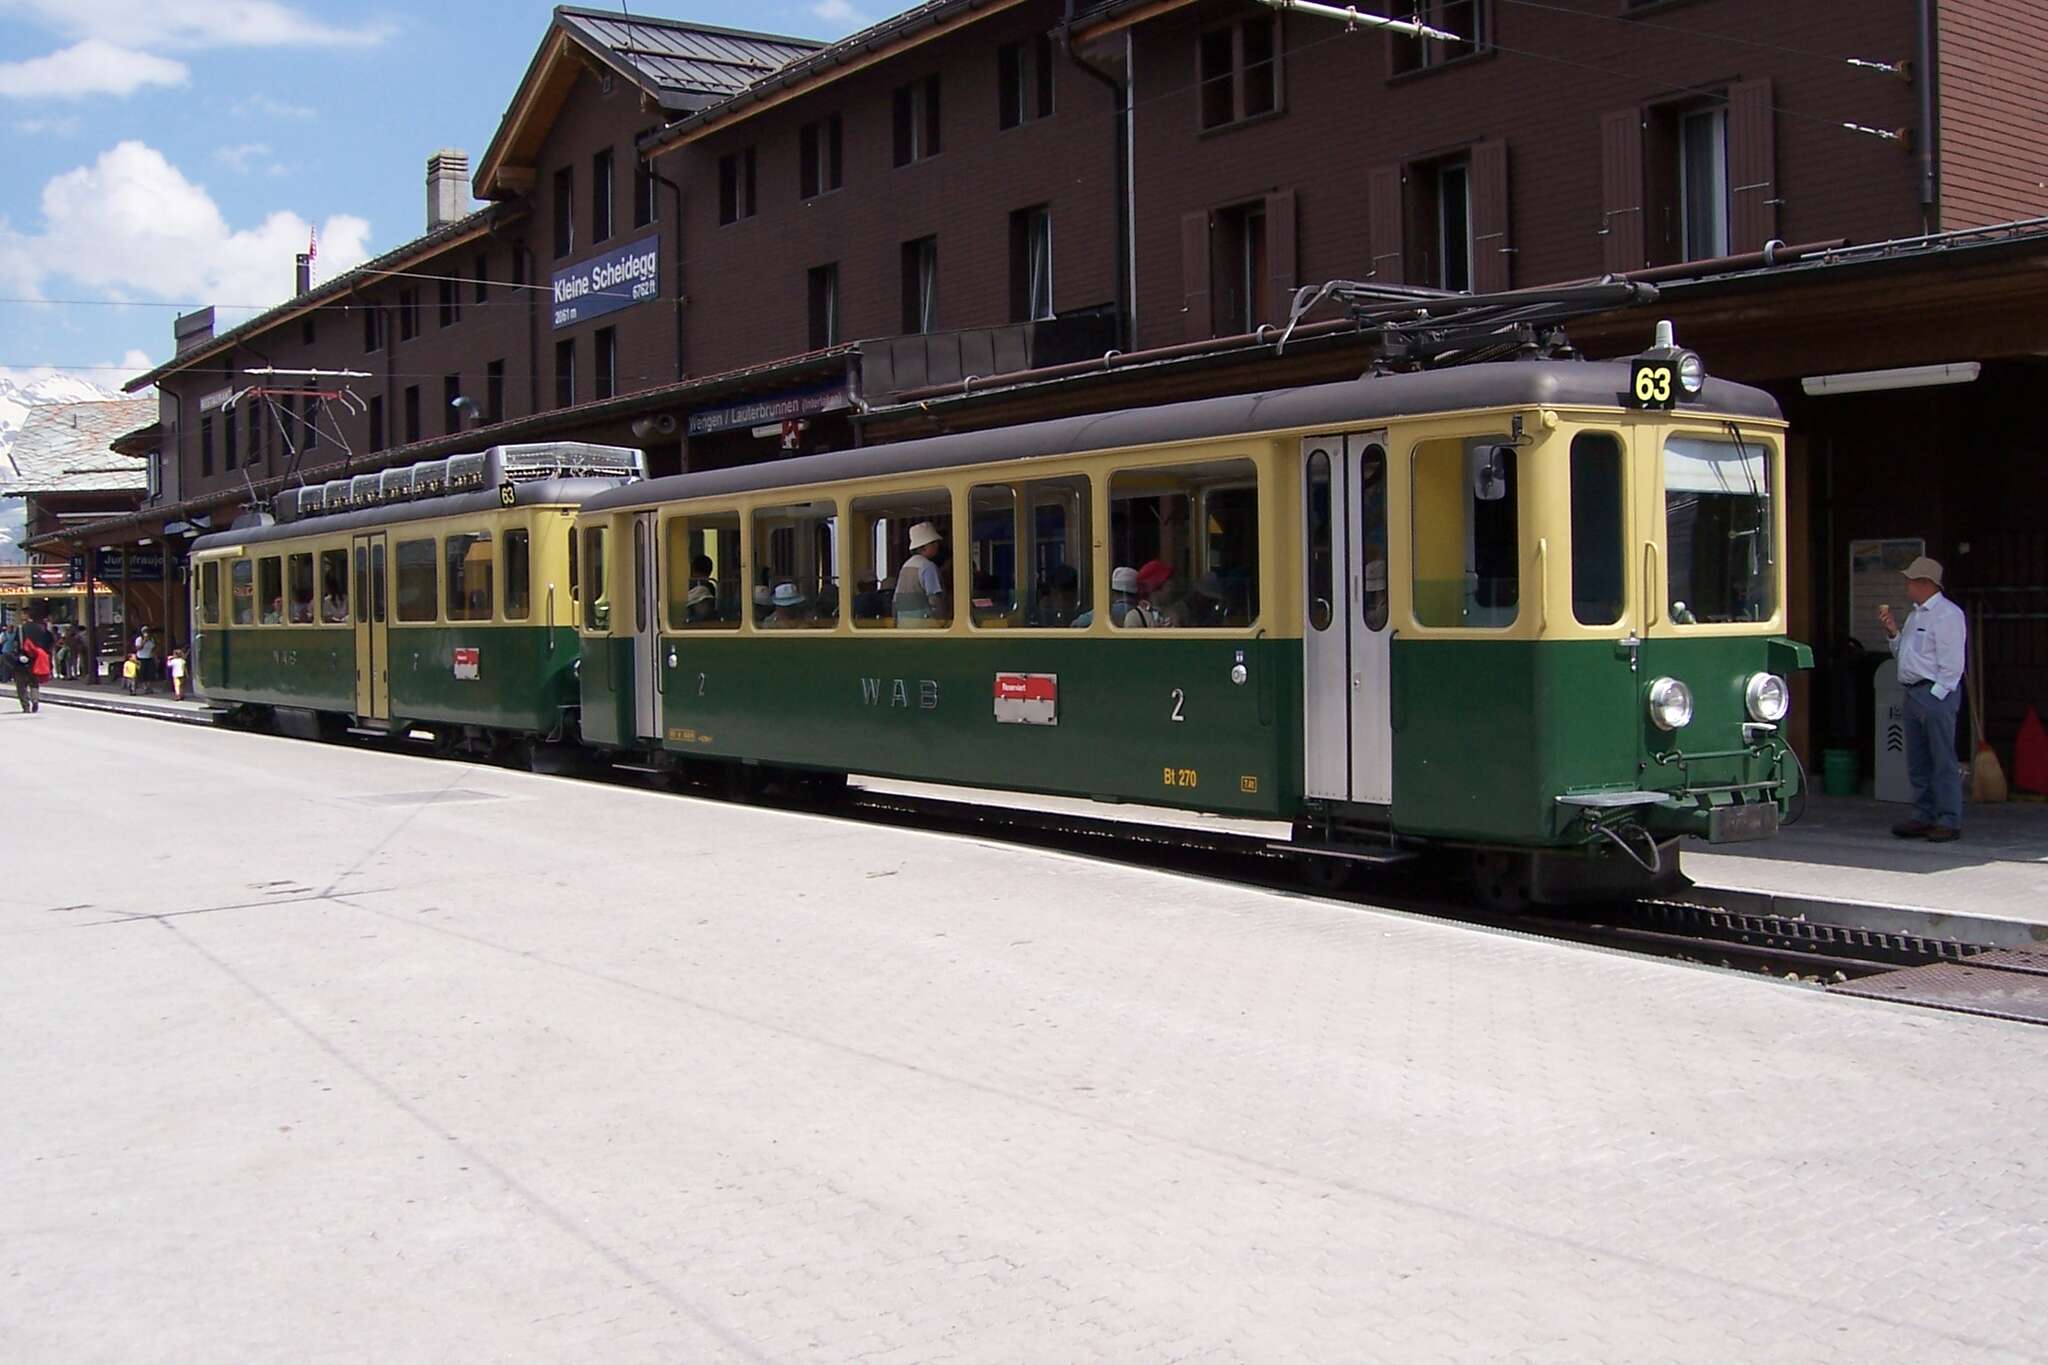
[371,542,386,624]
[667,512,740,629]
[1108,458,1260,628]
[231,561,254,625]
[751,500,839,630]
[446,531,495,621]
[257,556,283,625]
[852,490,953,630]
[1305,448,1333,632]
[200,562,221,625]
[286,553,315,624]
[395,538,437,622]
[1664,433,1775,625]
[503,530,531,621]
[1411,436,1519,628]
[1360,444,1389,632]
[966,485,1019,625]
[581,525,609,631]
[1570,434,1625,627]
[319,550,349,623]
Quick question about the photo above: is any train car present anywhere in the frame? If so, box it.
[573,338,1809,904]
[189,443,642,757]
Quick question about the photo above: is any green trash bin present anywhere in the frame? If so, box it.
[1821,748,1859,797]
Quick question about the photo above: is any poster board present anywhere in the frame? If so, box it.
[1847,537,1924,653]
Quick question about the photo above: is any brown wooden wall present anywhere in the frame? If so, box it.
[1937,0,2048,229]
[1127,0,1926,349]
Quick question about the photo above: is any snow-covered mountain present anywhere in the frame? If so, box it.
[0,371,122,562]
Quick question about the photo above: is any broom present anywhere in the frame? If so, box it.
[1969,604,2009,803]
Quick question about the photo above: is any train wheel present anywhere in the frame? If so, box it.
[1297,856,1356,893]
[1469,850,1532,914]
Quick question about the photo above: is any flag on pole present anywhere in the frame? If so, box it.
[307,225,319,265]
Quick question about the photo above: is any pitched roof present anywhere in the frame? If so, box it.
[477,6,819,198]
[1,398,157,495]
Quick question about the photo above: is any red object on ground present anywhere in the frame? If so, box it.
[2015,705,2048,795]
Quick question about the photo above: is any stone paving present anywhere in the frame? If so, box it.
[4,707,2047,1363]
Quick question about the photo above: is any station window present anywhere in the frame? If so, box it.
[581,525,608,631]
[445,531,494,621]
[231,560,254,625]
[1108,459,1261,628]
[1570,433,1625,627]
[1411,435,1519,628]
[200,561,221,625]
[751,500,839,630]
[395,538,437,622]
[257,556,283,624]
[286,552,315,624]
[667,510,742,629]
[852,490,952,630]
[1664,433,1775,624]
[319,549,349,623]
[503,529,531,621]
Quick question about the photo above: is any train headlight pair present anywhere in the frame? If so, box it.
[1745,672,1791,723]
[1647,677,1694,731]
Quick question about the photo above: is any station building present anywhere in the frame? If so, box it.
[37,0,2048,777]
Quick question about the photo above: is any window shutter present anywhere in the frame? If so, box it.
[1727,78,1777,253]
[1599,108,1646,273]
[1181,210,1213,340]
[1264,189,1298,325]
[1469,140,1511,293]
[1367,164,1404,284]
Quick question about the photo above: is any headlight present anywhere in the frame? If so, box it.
[1745,672,1790,723]
[1647,677,1693,731]
[1676,351,1706,394]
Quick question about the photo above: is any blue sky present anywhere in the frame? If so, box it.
[0,0,865,393]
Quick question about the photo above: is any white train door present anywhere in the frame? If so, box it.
[1301,434,1394,804]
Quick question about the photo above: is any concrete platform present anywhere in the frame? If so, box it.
[1686,793,2048,927]
[4,706,2047,1363]
[30,678,218,725]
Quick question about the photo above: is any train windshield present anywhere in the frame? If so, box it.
[1663,431,1774,625]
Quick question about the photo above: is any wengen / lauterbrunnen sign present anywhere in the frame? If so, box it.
[551,235,660,329]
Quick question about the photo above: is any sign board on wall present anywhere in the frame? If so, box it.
[687,381,851,437]
[1847,537,1925,653]
[551,234,660,329]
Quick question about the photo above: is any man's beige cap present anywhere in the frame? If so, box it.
[1902,555,1944,585]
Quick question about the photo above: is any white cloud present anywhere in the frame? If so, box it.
[810,0,869,29]
[0,38,188,99]
[3,141,372,312]
[214,141,271,174]
[14,114,81,135]
[233,93,315,119]
[0,0,393,49]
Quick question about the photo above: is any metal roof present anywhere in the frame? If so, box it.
[1,398,157,495]
[587,360,1783,511]
[557,8,821,103]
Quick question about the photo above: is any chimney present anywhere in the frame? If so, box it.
[174,306,215,356]
[427,148,470,230]
[295,253,312,296]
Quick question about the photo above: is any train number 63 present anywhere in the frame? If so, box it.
[1629,359,1678,409]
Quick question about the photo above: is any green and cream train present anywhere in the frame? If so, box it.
[193,344,1809,903]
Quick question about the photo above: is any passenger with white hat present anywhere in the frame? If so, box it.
[1108,565,1149,629]
[893,520,948,627]
[762,581,809,629]
[1878,555,1967,841]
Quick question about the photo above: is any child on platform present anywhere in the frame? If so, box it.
[167,648,188,701]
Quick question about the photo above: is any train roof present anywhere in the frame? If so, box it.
[586,359,1782,512]
[191,477,630,552]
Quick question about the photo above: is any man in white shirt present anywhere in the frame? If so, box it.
[1877,556,1967,841]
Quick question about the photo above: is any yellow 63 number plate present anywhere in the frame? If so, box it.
[1628,358,1678,410]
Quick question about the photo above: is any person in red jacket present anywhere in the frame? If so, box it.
[15,610,54,714]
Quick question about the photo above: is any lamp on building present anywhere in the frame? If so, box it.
[1799,362,1981,396]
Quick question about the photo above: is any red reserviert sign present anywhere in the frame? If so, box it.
[993,672,1057,726]
[453,647,481,681]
